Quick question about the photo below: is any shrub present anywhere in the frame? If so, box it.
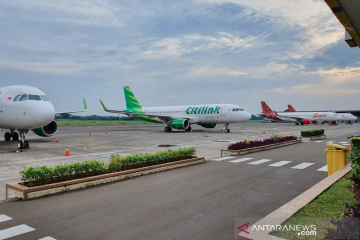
[228,136,297,150]
[301,129,324,137]
[349,148,360,180]
[20,147,196,187]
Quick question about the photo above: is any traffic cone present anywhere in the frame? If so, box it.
[221,129,223,131]
[105,131,108,134]
[89,132,91,135]
[65,146,70,156]
[263,131,265,134]
[191,130,193,133]
[56,137,59,143]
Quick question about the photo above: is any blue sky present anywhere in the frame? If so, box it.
[0,0,359,115]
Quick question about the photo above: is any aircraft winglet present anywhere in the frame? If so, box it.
[83,98,88,110]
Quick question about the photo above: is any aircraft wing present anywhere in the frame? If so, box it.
[100,100,192,121]
[56,98,88,116]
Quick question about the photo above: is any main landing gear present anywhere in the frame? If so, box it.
[4,130,19,141]
[164,126,172,132]
[224,123,230,133]
[17,130,29,149]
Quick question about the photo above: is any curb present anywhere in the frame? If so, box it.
[238,164,351,240]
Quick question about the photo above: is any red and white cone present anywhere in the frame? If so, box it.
[65,146,70,156]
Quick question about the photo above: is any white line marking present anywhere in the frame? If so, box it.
[248,159,272,165]
[326,141,335,143]
[38,237,57,240]
[268,161,292,167]
[314,141,323,143]
[291,162,315,169]
[343,144,351,146]
[0,215,12,223]
[0,224,35,240]
[212,156,235,161]
[339,142,348,144]
[228,158,253,163]
[0,177,19,181]
[317,165,328,172]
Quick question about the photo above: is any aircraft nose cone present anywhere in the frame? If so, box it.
[33,103,55,126]
[244,111,251,121]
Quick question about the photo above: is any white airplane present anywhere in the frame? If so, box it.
[288,104,357,125]
[259,101,343,125]
[0,85,87,149]
[100,86,251,133]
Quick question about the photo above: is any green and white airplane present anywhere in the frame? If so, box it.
[100,86,251,133]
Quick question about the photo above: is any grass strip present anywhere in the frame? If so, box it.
[271,173,358,239]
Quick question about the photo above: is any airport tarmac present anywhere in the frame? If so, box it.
[0,123,358,239]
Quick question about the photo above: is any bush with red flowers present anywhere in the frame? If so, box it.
[227,136,298,150]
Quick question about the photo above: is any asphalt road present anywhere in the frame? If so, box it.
[0,123,358,239]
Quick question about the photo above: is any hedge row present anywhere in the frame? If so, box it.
[20,147,196,187]
[301,129,324,137]
[227,136,297,151]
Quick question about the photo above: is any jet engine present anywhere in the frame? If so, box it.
[171,119,189,130]
[199,123,217,128]
[32,121,58,137]
[302,119,311,124]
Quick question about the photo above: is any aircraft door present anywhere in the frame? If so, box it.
[0,88,10,127]
[220,106,226,116]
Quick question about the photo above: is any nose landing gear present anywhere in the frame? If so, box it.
[17,130,29,149]
[224,123,230,133]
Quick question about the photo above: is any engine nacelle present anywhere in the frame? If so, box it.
[302,119,311,124]
[199,123,217,128]
[32,121,58,137]
[171,119,189,130]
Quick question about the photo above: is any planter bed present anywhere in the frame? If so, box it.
[300,134,326,141]
[221,139,301,156]
[6,157,205,200]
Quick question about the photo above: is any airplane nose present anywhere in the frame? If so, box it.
[33,103,55,126]
[244,111,251,121]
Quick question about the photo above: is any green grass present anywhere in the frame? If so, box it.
[271,173,359,239]
[55,119,154,126]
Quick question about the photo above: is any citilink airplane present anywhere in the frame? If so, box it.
[0,85,86,149]
[100,86,251,133]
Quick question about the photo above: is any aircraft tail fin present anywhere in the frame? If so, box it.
[123,86,143,110]
[261,101,274,113]
[287,104,296,112]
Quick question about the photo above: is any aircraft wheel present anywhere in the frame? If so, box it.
[12,132,19,141]
[295,123,299,125]
[164,127,168,132]
[24,141,29,148]
[4,132,11,141]
[168,127,172,132]
[185,126,192,132]
[18,141,24,149]
[225,129,230,133]
[301,123,304,125]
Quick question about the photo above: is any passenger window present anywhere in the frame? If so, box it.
[19,94,27,101]
[13,95,21,101]
[232,108,235,111]
[28,95,41,101]
[41,95,49,101]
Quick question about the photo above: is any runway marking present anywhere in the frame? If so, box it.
[211,156,235,161]
[314,141,323,143]
[342,144,351,146]
[317,165,328,172]
[268,161,292,167]
[326,141,335,143]
[0,215,12,223]
[339,142,348,144]
[0,224,35,240]
[291,162,315,169]
[228,158,253,163]
[38,237,57,240]
[248,159,271,165]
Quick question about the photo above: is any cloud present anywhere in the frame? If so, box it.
[187,66,246,78]
[0,60,83,74]
[308,66,360,81]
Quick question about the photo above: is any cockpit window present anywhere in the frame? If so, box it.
[13,95,21,101]
[41,95,49,101]
[28,95,41,101]
[19,94,27,101]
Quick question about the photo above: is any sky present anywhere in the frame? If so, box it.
[0,0,360,116]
